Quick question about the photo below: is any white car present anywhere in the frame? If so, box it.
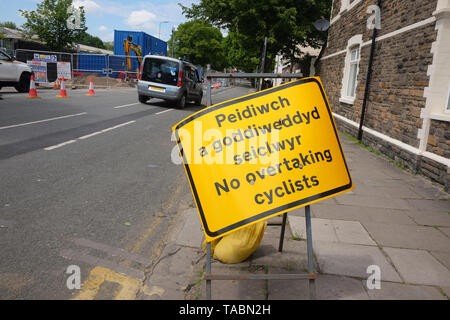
[0,49,33,93]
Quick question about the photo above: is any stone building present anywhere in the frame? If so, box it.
[316,0,450,189]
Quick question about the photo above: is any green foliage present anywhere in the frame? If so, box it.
[222,32,260,72]
[104,41,114,51]
[20,0,87,51]
[79,31,105,49]
[168,19,226,70]
[0,21,19,30]
[181,0,332,72]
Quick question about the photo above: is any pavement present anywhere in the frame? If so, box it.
[142,131,450,300]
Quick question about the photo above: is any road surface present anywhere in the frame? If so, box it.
[0,83,253,299]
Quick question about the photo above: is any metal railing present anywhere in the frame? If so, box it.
[14,48,143,89]
[205,72,305,107]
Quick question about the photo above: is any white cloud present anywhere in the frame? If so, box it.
[98,25,107,32]
[100,31,114,42]
[73,0,101,14]
[124,10,157,33]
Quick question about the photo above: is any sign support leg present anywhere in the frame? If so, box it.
[305,205,316,299]
[206,241,212,300]
[206,77,212,107]
[278,212,287,252]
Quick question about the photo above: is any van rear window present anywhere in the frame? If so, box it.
[142,58,178,86]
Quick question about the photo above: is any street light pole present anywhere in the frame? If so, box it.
[158,21,169,39]
[171,25,177,57]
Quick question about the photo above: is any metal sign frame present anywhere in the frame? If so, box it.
[202,73,320,300]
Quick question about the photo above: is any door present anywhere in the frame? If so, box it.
[184,66,195,99]
[0,51,16,81]
[194,69,203,98]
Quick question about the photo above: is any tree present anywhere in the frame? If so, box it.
[0,21,19,30]
[79,32,105,49]
[181,0,331,73]
[222,32,260,72]
[104,41,114,51]
[20,0,87,50]
[168,19,226,70]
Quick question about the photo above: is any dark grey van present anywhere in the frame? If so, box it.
[137,55,203,108]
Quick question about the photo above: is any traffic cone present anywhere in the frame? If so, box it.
[86,77,95,96]
[53,79,60,89]
[27,75,40,99]
[56,77,70,98]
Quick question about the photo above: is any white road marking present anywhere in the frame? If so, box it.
[114,102,140,109]
[45,120,136,150]
[155,109,172,115]
[44,140,77,151]
[0,112,87,130]
[78,120,136,140]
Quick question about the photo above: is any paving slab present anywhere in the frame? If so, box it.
[267,272,370,300]
[440,227,450,237]
[362,222,450,252]
[333,220,376,246]
[197,265,267,300]
[384,248,450,287]
[289,216,337,242]
[430,251,450,270]
[143,244,204,300]
[175,208,204,248]
[250,239,310,271]
[335,194,414,210]
[289,216,376,246]
[312,204,416,225]
[364,281,445,300]
[442,287,450,298]
[313,241,402,282]
[406,210,450,227]
[407,199,450,212]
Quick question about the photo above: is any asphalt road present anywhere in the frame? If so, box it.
[0,83,254,299]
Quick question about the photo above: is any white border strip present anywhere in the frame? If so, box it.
[332,112,450,167]
[321,17,436,61]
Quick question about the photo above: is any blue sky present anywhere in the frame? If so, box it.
[0,0,196,42]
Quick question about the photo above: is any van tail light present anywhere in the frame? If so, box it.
[177,70,183,87]
[139,63,143,80]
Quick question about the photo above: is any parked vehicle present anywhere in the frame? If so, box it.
[137,55,203,108]
[0,49,33,93]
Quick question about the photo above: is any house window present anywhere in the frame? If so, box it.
[340,34,363,105]
[347,47,360,98]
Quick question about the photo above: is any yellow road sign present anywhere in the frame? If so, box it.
[173,77,353,241]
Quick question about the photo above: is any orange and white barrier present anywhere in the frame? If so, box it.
[27,75,40,99]
[56,77,70,98]
[86,77,95,96]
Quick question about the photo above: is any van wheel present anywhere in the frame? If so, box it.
[176,94,186,109]
[15,73,31,93]
[138,94,149,103]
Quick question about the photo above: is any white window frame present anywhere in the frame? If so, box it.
[340,34,363,105]
[347,47,360,98]
[446,81,450,114]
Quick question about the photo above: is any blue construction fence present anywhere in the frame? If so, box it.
[74,53,142,79]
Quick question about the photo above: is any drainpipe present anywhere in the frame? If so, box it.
[358,0,382,141]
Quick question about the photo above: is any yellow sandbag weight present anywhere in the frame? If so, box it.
[203,221,267,264]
